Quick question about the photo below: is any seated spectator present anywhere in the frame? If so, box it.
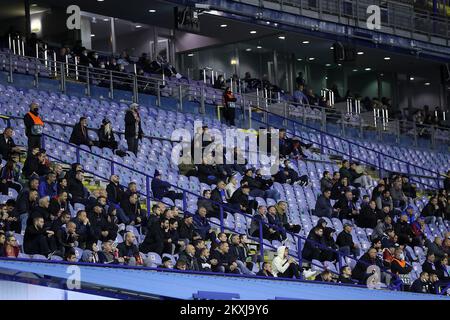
[249,206,281,241]
[410,217,426,247]
[3,234,20,258]
[242,168,280,202]
[69,117,94,147]
[68,170,89,205]
[81,242,100,263]
[390,247,412,275]
[14,189,39,234]
[425,236,447,261]
[314,189,336,218]
[38,172,57,199]
[336,224,360,258]
[422,252,437,275]
[323,227,338,262]
[275,201,301,234]
[0,232,4,255]
[390,178,408,209]
[229,234,255,275]
[376,190,393,212]
[72,210,92,249]
[331,176,350,201]
[178,244,200,271]
[421,197,444,226]
[159,256,174,269]
[174,259,188,271]
[256,262,274,277]
[196,190,214,216]
[352,248,387,285]
[0,158,22,195]
[209,180,229,219]
[356,200,381,229]
[23,216,56,256]
[48,190,69,218]
[54,220,78,257]
[151,170,182,201]
[179,214,202,243]
[410,271,431,294]
[229,184,256,215]
[372,216,393,240]
[98,118,118,150]
[225,174,238,199]
[394,213,414,246]
[401,176,417,199]
[267,206,285,240]
[333,190,359,221]
[196,248,212,272]
[23,149,48,179]
[338,265,358,284]
[140,218,169,256]
[302,226,332,262]
[120,192,145,226]
[193,206,217,242]
[315,270,335,282]
[381,228,397,249]
[272,246,301,279]
[210,241,240,274]
[98,240,124,264]
[64,248,77,262]
[0,127,22,160]
[320,171,334,193]
[434,256,450,284]
[117,232,143,266]
[28,196,52,227]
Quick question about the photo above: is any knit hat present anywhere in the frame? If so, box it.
[154,169,161,177]
[162,257,172,263]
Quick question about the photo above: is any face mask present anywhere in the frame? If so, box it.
[32,108,39,115]
[399,253,405,260]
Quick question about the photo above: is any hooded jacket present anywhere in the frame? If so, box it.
[272,246,290,277]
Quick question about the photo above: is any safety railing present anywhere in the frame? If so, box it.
[2,49,449,150]
[262,0,450,39]
[39,132,401,284]
[246,104,445,190]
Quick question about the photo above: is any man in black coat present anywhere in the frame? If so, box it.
[336,224,360,258]
[124,103,143,155]
[229,185,255,215]
[0,127,21,160]
[13,189,38,233]
[139,218,169,255]
[209,180,228,219]
[210,242,240,274]
[302,226,329,262]
[23,216,56,256]
[178,244,200,271]
[314,189,336,218]
[68,170,89,205]
[410,271,431,294]
[421,252,437,275]
[333,190,359,220]
[28,196,52,227]
[356,200,380,229]
[352,248,385,285]
[69,117,93,147]
[120,192,145,226]
[23,103,44,153]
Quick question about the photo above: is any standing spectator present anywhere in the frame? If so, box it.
[98,118,118,150]
[293,83,309,105]
[0,127,22,160]
[124,103,143,155]
[222,87,237,126]
[69,117,94,147]
[272,246,301,279]
[336,224,360,258]
[390,178,408,209]
[23,102,44,153]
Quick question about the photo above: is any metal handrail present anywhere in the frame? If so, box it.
[40,132,399,281]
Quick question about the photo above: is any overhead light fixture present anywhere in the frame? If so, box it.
[103,18,109,22]
[364,67,371,71]
[246,48,252,52]
[250,30,257,34]
[384,57,391,60]
[274,23,278,26]
[187,53,194,57]
[148,9,156,13]
[337,63,342,66]
[90,34,96,37]
[302,40,310,44]
[357,51,364,55]
[308,57,315,61]
[231,59,237,65]
[425,82,430,86]
[97,0,104,2]
[325,63,331,67]
[278,36,285,40]
[266,21,271,24]
[297,58,303,61]
[330,46,334,50]
[410,77,414,80]
[257,46,262,49]
[325,76,328,80]
[220,24,227,28]
[352,69,358,72]
[31,3,38,7]
[136,25,142,28]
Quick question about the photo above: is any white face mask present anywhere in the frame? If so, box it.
[399,253,405,260]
